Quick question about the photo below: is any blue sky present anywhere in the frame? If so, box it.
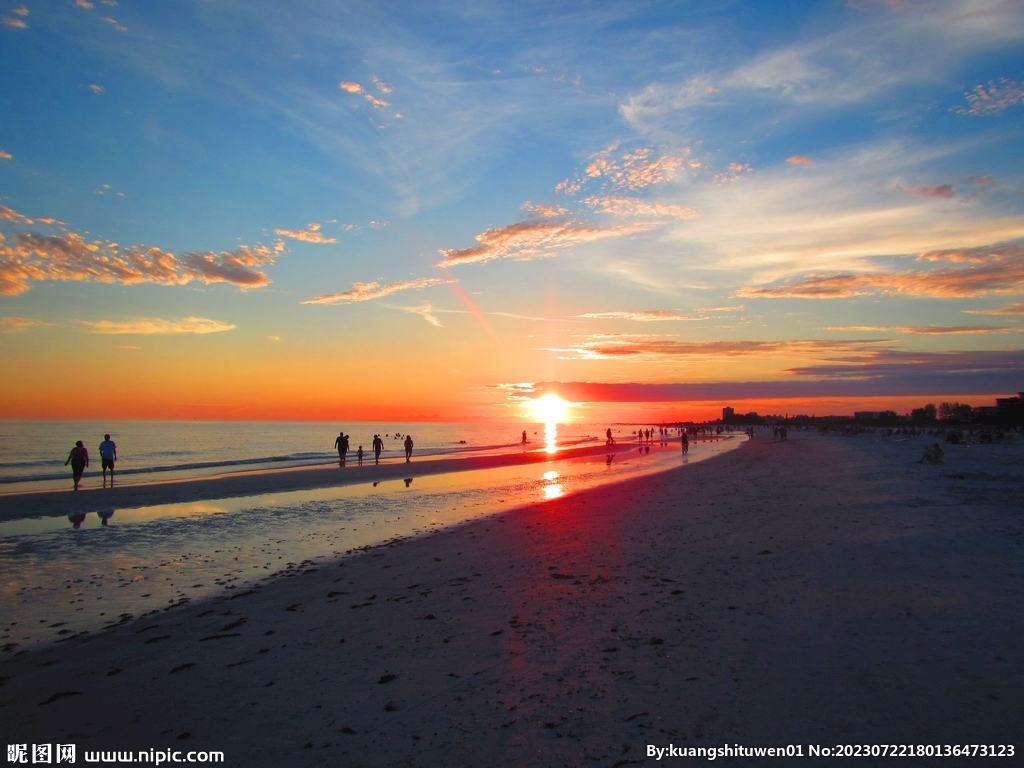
[1,0,1022,420]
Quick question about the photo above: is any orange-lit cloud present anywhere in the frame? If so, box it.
[0,205,33,224]
[1,16,27,29]
[364,94,390,108]
[75,0,94,7]
[301,277,443,305]
[521,202,568,218]
[900,183,955,198]
[0,150,11,160]
[576,310,696,322]
[712,162,754,183]
[894,325,1016,335]
[964,302,1024,316]
[438,219,656,267]
[89,84,105,94]
[786,155,814,165]
[549,335,889,360]
[583,145,687,190]
[369,75,393,94]
[81,317,236,334]
[957,78,1024,116]
[100,16,126,31]
[739,244,1024,299]
[0,225,281,295]
[339,81,363,94]
[582,195,698,219]
[0,316,52,332]
[274,222,336,244]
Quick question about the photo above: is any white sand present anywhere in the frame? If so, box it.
[1,431,1020,766]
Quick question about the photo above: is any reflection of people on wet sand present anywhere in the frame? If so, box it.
[99,433,117,488]
[334,431,349,466]
[97,509,115,526]
[372,434,384,465]
[65,440,89,491]
[404,435,414,462]
[68,512,87,529]
[404,477,413,487]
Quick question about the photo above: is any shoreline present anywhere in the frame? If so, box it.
[3,432,1017,765]
[0,436,729,521]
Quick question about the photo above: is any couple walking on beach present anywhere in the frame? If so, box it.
[64,434,117,491]
[335,431,413,466]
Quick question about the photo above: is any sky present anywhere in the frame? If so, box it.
[1,0,1022,423]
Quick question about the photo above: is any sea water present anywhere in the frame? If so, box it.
[0,420,608,493]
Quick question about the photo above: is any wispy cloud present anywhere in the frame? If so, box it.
[899,183,955,198]
[521,202,568,218]
[0,150,11,160]
[894,325,1017,335]
[369,75,393,94]
[88,84,105,94]
[81,317,236,335]
[956,78,1024,116]
[558,144,694,197]
[1,16,27,29]
[339,81,363,94]
[274,222,336,244]
[964,302,1024,316]
[100,16,126,31]
[394,303,443,327]
[582,196,699,219]
[438,219,657,268]
[739,244,1024,299]
[75,0,94,7]
[576,310,696,322]
[0,316,52,333]
[548,335,889,360]
[786,156,814,165]
[0,210,283,295]
[301,277,443,305]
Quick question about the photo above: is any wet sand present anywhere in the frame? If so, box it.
[0,440,678,521]
[1,431,1020,766]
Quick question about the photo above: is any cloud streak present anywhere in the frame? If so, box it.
[301,277,443,305]
[81,317,236,334]
[549,335,889,360]
[739,244,1024,299]
[274,222,336,244]
[0,208,282,295]
[576,310,697,322]
[438,219,657,267]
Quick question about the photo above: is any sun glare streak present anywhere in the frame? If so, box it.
[529,394,570,453]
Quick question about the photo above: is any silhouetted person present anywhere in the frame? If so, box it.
[99,433,117,488]
[522,430,527,444]
[65,440,89,491]
[681,433,689,454]
[357,446,364,466]
[404,434,414,462]
[334,431,349,466]
[372,434,384,465]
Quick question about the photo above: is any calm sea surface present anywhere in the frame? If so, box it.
[0,420,611,493]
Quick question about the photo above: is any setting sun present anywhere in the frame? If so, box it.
[528,394,570,425]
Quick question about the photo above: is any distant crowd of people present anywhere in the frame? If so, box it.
[335,431,414,467]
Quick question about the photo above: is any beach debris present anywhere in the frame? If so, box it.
[38,691,82,706]
[757,549,772,555]
[198,633,241,641]
[378,674,397,684]
[169,663,196,674]
[920,443,945,464]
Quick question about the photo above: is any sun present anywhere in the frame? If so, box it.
[529,394,570,424]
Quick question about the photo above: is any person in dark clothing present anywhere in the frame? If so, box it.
[65,440,89,491]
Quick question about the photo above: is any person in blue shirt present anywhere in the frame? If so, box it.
[99,434,117,487]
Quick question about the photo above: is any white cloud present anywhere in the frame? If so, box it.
[81,317,236,334]
[301,277,444,304]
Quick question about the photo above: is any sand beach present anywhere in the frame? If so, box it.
[1,430,1020,766]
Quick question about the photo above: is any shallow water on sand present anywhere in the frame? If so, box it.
[0,436,741,651]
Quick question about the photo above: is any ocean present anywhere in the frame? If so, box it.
[0,419,615,493]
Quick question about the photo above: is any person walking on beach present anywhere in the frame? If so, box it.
[99,433,117,488]
[681,432,689,454]
[356,446,364,466]
[404,434,414,462]
[522,430,527,445]
[335,431,350,466]
[65,440,89,491]
[372,434,384,465]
